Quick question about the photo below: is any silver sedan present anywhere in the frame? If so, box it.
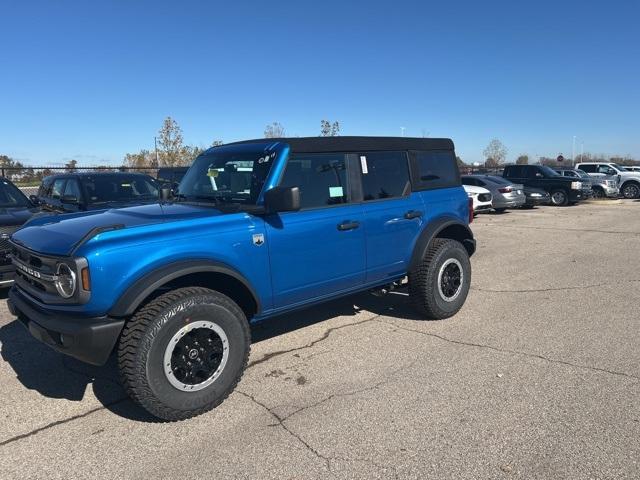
[461,175,526,212]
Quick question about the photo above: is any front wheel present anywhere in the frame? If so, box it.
[409,239,471,320]
[118,287,250,421]
[550,189,569,206]
[621,182,640,199]
[592,187,605,199]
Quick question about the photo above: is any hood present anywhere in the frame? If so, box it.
[463,184,490,195]
[0,206,39,227]
[11,202,224,256]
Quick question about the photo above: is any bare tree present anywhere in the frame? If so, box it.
[516,154,529,165]
[320,120,340,136]
[264,122,285,138]
[483,139,508,167]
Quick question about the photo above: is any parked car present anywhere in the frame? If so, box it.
[461,175,525,212]
[8,136,476,421]
[503,164,584,206]
[0,178,40,286]
[521,186,551,208]
[463,184,492,213]
[575,162,640,199]
[33,172,160,213]
[553,168,593,199]
[157,166,189,189]
[590,176,619,198]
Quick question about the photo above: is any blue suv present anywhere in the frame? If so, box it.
[8,137,475,421]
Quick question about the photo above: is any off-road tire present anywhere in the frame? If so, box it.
[409,238,471,320]
[550,189,569,206]
[592,187,605,199]
[118,287,250,421]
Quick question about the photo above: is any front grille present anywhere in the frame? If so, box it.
[0,225,19,252]
[11,244,60,301]
[478,193,492,202]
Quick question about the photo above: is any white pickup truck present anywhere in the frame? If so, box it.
[575,162,640,199]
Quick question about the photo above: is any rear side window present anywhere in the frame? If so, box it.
[579,164,597,173]
[504,166,524,178]
[279,153,348,209]
[411,150,459,190]
[360,151,410,200]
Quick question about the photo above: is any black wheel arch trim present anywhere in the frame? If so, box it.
[409,217,475,272]
[108,259,261,318]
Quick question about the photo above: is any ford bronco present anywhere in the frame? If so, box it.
[8,137,475,421]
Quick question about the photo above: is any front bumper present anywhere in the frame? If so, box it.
[568,190,583,202]
[7,287,124,366]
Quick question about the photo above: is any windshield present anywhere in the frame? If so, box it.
[611,164,627,172]
[0,179,31,208]
[85,175,159,205]
[178,147,277,205]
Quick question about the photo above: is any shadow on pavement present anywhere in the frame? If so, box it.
[0,286,420,422]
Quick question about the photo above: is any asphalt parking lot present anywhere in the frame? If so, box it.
[1,200,639,479]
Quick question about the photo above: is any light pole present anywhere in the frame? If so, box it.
[572,136,576,163]
[400,127,405,137]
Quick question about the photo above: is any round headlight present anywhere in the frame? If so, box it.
[54,263,76,298]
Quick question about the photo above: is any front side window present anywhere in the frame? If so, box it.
[360,151,410,201]
[84,175,159,205]
[413,150,458,190]
[279,153,348,209]
[63,179,82,200]
[51,179,66,199]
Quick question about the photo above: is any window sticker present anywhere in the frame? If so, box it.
[329,186,344,198]
[360,156,368,174]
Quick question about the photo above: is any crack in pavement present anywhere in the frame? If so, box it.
[235,390,331,469]
[247,316,379,369]
[472,279,640,293]
[0,397,129,447]
[377,319,640,381]
[236,360,415,475]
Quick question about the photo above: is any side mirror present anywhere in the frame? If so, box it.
[29,195,40,205]
[61,194,78,204]
[535,172,543,178]
[264,186,300,213]
[160,186,172,201]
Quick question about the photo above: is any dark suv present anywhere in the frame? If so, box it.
[34,172,160,213]
[8,137,475,421]
[503,164,583,206]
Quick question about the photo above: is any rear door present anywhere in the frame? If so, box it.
[265,152,366,308]
[358,151,424,283]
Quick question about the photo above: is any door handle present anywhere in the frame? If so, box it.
[404,210,423,220]
[337,221,360,231]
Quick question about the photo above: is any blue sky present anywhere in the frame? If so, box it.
[1,0,638,166]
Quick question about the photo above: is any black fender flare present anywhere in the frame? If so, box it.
[408,217,475,272]
[108,259,261,317]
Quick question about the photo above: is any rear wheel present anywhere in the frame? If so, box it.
[621,182,640,199]
[409,239,471,320]
[550,189,569,206]
[118,287,250,421]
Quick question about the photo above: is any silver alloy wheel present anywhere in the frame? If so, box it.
[163,321,229,392]
[622,183,640,199]
[551,191,566,205]
[437,258,464,302]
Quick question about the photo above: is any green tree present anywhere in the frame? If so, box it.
[157,116,186,166]
[264,122,285,138]
[516,154,529,165]
[320,120,340,136]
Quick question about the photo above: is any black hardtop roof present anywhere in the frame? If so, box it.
[224,136,454,153]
